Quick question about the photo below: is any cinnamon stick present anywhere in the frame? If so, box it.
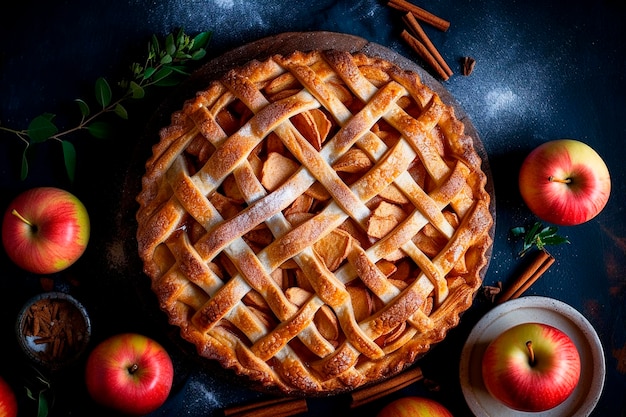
[387,0,450,31]
[350,366,423,408]
[402,12,453,77]
[400,30,449,80]
[223,397,308,417]
[223,367,423,415]
[497,251,555,304]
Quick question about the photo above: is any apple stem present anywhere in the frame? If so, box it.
[128,364,139,375]
[548,176,572,184]
[526,341,536,366]
[11,209,35,227]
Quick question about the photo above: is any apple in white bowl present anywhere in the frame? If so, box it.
[85,333,174,415]
[481,322,581,412]
[377,396,453,417]
[518,139,610,226]
[1,187,90,274]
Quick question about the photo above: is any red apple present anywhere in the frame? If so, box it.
[0,375,17,417]
[518,139,610,226]
[377,396,453,417]
[2,187,90,274]
[481,322,581,412]
[85,333,174,415]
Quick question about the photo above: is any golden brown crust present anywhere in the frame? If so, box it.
[136,50,493,395]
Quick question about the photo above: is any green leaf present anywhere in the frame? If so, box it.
[37,390,48,417]
[510,226,526,237]
[75,99,90,118]
[160,54,173,64]
[524,222,542,247]
[151,34,160,56]
[25,387,36,401]
[511,221,569,257]
[87,121,113,139]
[165,64,190,76]
[114,103,128,119]
[175,27,187,48]
[191,31,212,51]
[151,67,173,84]
[129,81,145,98]
[130,62,143,78]
[143,67,156,80]
[165,33,176,56]
[94,77,112,108]
[20,146,29,180]
[19,142,36,181]
[538,226,558,239]
[541,235,570,246]
[61,140,76,182]
[191,48,206,61]
[27,113,58,142]
[175,51,192,60]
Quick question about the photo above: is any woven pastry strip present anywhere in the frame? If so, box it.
[136,50,492,394]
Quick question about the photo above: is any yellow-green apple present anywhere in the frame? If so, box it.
[376,396,453,417]
[481,322,581,412]
[85,333,174,415]
[518,139,610,226]
[0,375,17,417]
[1,187,90,274]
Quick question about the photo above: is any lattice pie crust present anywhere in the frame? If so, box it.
[136,50,493,395]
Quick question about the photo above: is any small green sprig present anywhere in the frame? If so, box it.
[511,221,570,257]
[23,366,53,417]
[0,28,212,182]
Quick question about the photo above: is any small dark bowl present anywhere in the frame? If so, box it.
[16,292,91,371]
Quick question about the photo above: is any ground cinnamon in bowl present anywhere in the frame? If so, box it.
[16,292,91,371]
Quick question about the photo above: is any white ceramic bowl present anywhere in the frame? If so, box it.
[460,296,605,417]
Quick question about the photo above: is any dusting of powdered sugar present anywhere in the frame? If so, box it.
[186,379,222,409]
[179,375,264,414]
[144,1,393,52]
[213,0,234,9]
[484,86,518,120]
[211,0,286,45]
[442,5,566,150]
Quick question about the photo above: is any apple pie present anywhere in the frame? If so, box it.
[136,49,493,395]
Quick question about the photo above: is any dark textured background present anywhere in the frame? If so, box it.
[1,1,625,415]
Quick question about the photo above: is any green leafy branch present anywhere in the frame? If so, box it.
[0,28,211,182]
[510,221,570,257]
